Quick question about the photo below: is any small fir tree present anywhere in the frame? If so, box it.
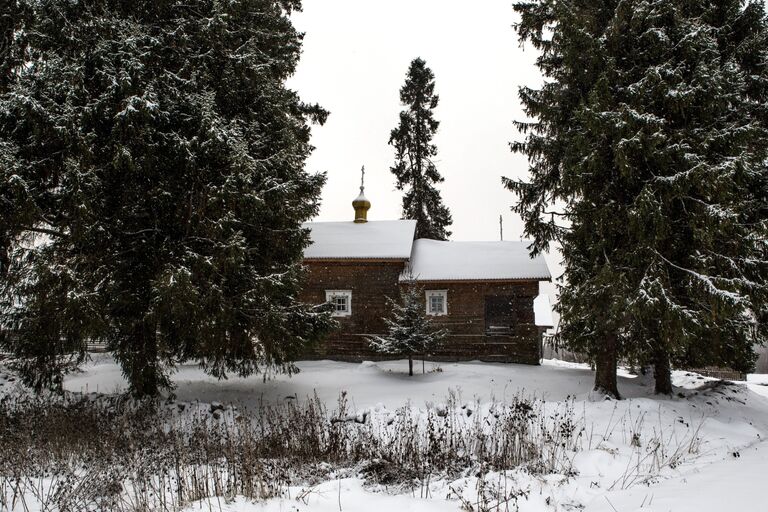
[367,283,447,376]
[389,58,453,240]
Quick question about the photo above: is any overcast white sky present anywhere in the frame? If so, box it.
[288,0,562,290]
[289,0,542,234]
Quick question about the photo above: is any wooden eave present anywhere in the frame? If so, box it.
[303,257,410,264]
[399,277,551,284]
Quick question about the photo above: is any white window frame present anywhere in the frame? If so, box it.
[326,290,352,317]
[425,290,448,316]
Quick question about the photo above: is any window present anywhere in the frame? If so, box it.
[326,290,352,317]
[426,290,448,316]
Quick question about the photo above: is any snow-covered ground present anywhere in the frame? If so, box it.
[63,353,707,406]
[4,356,768,511]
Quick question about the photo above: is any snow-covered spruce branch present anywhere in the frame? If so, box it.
[653,251,748,304]
[19,225,66,238]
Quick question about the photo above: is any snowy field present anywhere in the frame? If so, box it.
[3,356,768,511]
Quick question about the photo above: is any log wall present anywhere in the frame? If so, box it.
[300,260,543,365]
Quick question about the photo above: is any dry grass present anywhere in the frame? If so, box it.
[0,390,583,511]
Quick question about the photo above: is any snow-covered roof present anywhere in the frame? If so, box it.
[303,220,417,260]
[403,239,552,281]
[534,294,555,327]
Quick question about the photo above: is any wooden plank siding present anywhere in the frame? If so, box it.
[299,260,544,364]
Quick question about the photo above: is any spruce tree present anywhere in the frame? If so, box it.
[0,0,335,396]
[367,283,447,376]
[602,0,768,393]
[0,0,30,278]
[506,0,626,397]
[389,58,453,240]
[507,0,768,397]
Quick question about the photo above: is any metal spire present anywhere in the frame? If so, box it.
[360,165,365,194]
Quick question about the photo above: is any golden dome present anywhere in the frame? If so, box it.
[353,166,370,223]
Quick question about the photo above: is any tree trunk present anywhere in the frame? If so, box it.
[653,347,673,395]
[128,320,160,397]
[594,332,620,399]
[0,237,9,278]
[408,355,413,377]
[422,357,425,374]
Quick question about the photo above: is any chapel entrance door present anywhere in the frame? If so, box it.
[484,295,515,335]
